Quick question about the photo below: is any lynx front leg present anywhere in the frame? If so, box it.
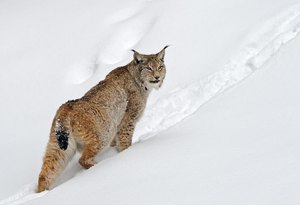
[116,92,145,152]
[117,119,134,151]
[116,109,142,152]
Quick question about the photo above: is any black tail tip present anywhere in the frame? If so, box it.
[56,130,69,150]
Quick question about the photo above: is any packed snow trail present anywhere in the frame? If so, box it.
[1,3,300,205]
[134,3,300,141]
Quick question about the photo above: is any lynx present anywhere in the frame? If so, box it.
[37,46,168,192]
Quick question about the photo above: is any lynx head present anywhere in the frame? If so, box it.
[131,46,168,90]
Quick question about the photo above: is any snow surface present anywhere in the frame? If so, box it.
[0,0,300,204]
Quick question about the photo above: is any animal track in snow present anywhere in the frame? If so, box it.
[67,1,158,84]
[66,56,98,84]
[107,1,149,23]
[66,57,98,85]
[97,2,158,65]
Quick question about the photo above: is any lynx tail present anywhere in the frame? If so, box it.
[54,103,73,150]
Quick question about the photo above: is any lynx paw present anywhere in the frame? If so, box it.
[79,158,95,169]
[37,176,50,193]
[110,139,116,147]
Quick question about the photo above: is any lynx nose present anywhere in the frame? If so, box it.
[155,76,160,80]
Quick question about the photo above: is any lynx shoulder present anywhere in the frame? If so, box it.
[37,46,168,192]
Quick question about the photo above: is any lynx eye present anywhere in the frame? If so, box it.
[145,66,152,71]
[158,66,164,71]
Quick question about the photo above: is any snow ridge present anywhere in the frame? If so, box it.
[134,3,300,141]
[0,183,47,205]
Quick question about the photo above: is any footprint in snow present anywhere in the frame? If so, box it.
[67,1,158,84]
[97,2,158,65]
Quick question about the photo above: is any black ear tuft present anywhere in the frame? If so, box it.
[163,45,170,50]
[157,45,170,61]
[131,49,143,64]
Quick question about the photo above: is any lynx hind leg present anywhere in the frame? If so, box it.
[71,112,111,169]
[76,131,104,169]
[73,126,103,169]
[38,132,76,192]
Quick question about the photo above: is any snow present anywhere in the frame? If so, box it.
[0,183,47,205]
[134,2,300,141]
[0,0,300,204]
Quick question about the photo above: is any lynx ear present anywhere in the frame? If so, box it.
[131,49,143,64]
[157,45,169,61]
